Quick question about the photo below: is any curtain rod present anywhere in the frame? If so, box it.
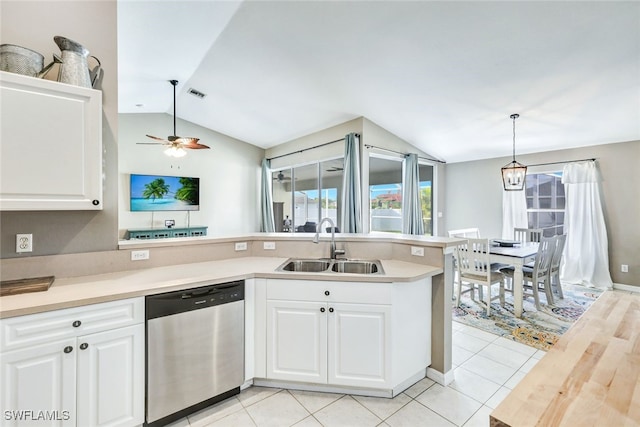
[266,134,360,161]
[364,144,446,164]
[527,158,596,167]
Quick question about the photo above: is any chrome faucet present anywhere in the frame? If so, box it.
[313,217,345,259]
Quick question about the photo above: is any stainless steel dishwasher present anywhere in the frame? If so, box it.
[145,280,244,427]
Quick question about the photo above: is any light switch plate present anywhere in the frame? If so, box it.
[235,242,248,251]
[131,250,149,261]
[263,241,276,250]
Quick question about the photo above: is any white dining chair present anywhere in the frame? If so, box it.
[454,238,503,316]
[448,228,481,238]
[514,227,543,243]
[549,234,567,299]
[500,236,555,310]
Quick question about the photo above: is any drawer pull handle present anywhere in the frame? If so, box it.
[329,307,334,313]
[320,307,325,313]
[63,346,73,354]
[80,343,89,350]
[72,320,82,328]
[324,291,330,296]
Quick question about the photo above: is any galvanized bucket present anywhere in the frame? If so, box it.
[0,44,44,77]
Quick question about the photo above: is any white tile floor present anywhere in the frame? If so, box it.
[167,322,545,427]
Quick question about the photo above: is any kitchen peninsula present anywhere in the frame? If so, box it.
[1,233,456,424]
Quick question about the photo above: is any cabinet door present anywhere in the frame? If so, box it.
[76,325,144,427]
[0,338,76,427]
[0,71,102,211]
[328,303,391,388]
[266,300,327,383]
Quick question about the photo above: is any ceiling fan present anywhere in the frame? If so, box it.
[273,171,292,183]
[138,79,210,157]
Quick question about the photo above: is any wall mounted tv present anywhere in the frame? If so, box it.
[130,174,200,211]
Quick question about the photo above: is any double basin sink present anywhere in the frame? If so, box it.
[277,258,384,275]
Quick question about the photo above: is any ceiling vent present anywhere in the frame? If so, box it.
[188,88,206,99]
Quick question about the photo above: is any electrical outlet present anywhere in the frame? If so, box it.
[621,264,629,273]
[235,242,248,251]
[131,250,150,261]
[263,241,276,250]
[16,234,33,253]
[411,246,424,256]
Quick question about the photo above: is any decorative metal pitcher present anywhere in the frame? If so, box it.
[53,36,101,88]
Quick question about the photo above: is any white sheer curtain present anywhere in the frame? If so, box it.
[561,161,612,289]
[501,189,528,239]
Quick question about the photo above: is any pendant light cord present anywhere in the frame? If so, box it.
[510,113,519,162]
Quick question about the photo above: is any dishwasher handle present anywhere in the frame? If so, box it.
[180,283,238,299]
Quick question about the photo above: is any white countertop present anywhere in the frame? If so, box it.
[0,257,442,318]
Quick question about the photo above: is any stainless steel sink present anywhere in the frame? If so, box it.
[331,260,383,274]
[278,259,332,272]
[276,258,383,274]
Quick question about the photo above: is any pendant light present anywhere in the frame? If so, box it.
[501,113,527,191]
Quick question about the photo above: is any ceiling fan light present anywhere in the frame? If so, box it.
[164,146,186,158]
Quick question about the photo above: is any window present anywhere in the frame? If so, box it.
[525,172,565,236]
[272,158,343,232]
[368,156,435,235]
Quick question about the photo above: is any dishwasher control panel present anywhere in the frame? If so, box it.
[145,280,244,320]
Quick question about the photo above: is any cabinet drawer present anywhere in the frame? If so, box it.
[267,279,391,305]
[1,297,144,352]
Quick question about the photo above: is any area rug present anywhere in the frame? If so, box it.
[452,283,603,351]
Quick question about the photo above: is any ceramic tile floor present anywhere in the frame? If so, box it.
[166,322,545,427]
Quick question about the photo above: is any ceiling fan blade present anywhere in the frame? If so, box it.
[184,142,210,150]
[146,134,169,142]
[137,142,170,146]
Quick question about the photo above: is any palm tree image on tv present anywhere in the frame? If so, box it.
[142,178,170,203]
[130,174,200,211]
[175,177,199,205]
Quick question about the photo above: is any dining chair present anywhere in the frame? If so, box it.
[454,238,504,316]
[514,227,543,243]
[500,236,555,310]
[448,228,481,238]
[549,234,567,299]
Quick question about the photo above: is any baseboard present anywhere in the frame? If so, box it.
[613,283,640,293]
[426,367,455,386]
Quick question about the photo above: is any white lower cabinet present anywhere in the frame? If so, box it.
[265,280,392,389]
[0,298,144,427]
[327,303,391,388]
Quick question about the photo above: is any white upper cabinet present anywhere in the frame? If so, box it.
[0,71,103,210]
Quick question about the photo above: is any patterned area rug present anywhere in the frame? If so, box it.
[453,283,603,351]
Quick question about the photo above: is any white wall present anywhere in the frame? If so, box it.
[118,114,264,238]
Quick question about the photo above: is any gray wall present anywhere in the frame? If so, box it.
[1,1,119,259]
[444,139,640,286]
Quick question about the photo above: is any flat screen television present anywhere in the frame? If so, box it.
[130,174,200,211]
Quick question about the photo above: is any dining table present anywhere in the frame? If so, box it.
[490,242,539,318]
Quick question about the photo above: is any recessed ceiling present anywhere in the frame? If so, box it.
[118,1,640,163]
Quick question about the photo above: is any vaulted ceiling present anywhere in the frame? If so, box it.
[118,1,640,163]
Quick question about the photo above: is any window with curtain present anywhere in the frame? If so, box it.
[368,155,434,235]
[526,171,565,236]
[271,158,343,232]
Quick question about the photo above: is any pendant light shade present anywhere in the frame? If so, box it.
[501,113,527,191]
